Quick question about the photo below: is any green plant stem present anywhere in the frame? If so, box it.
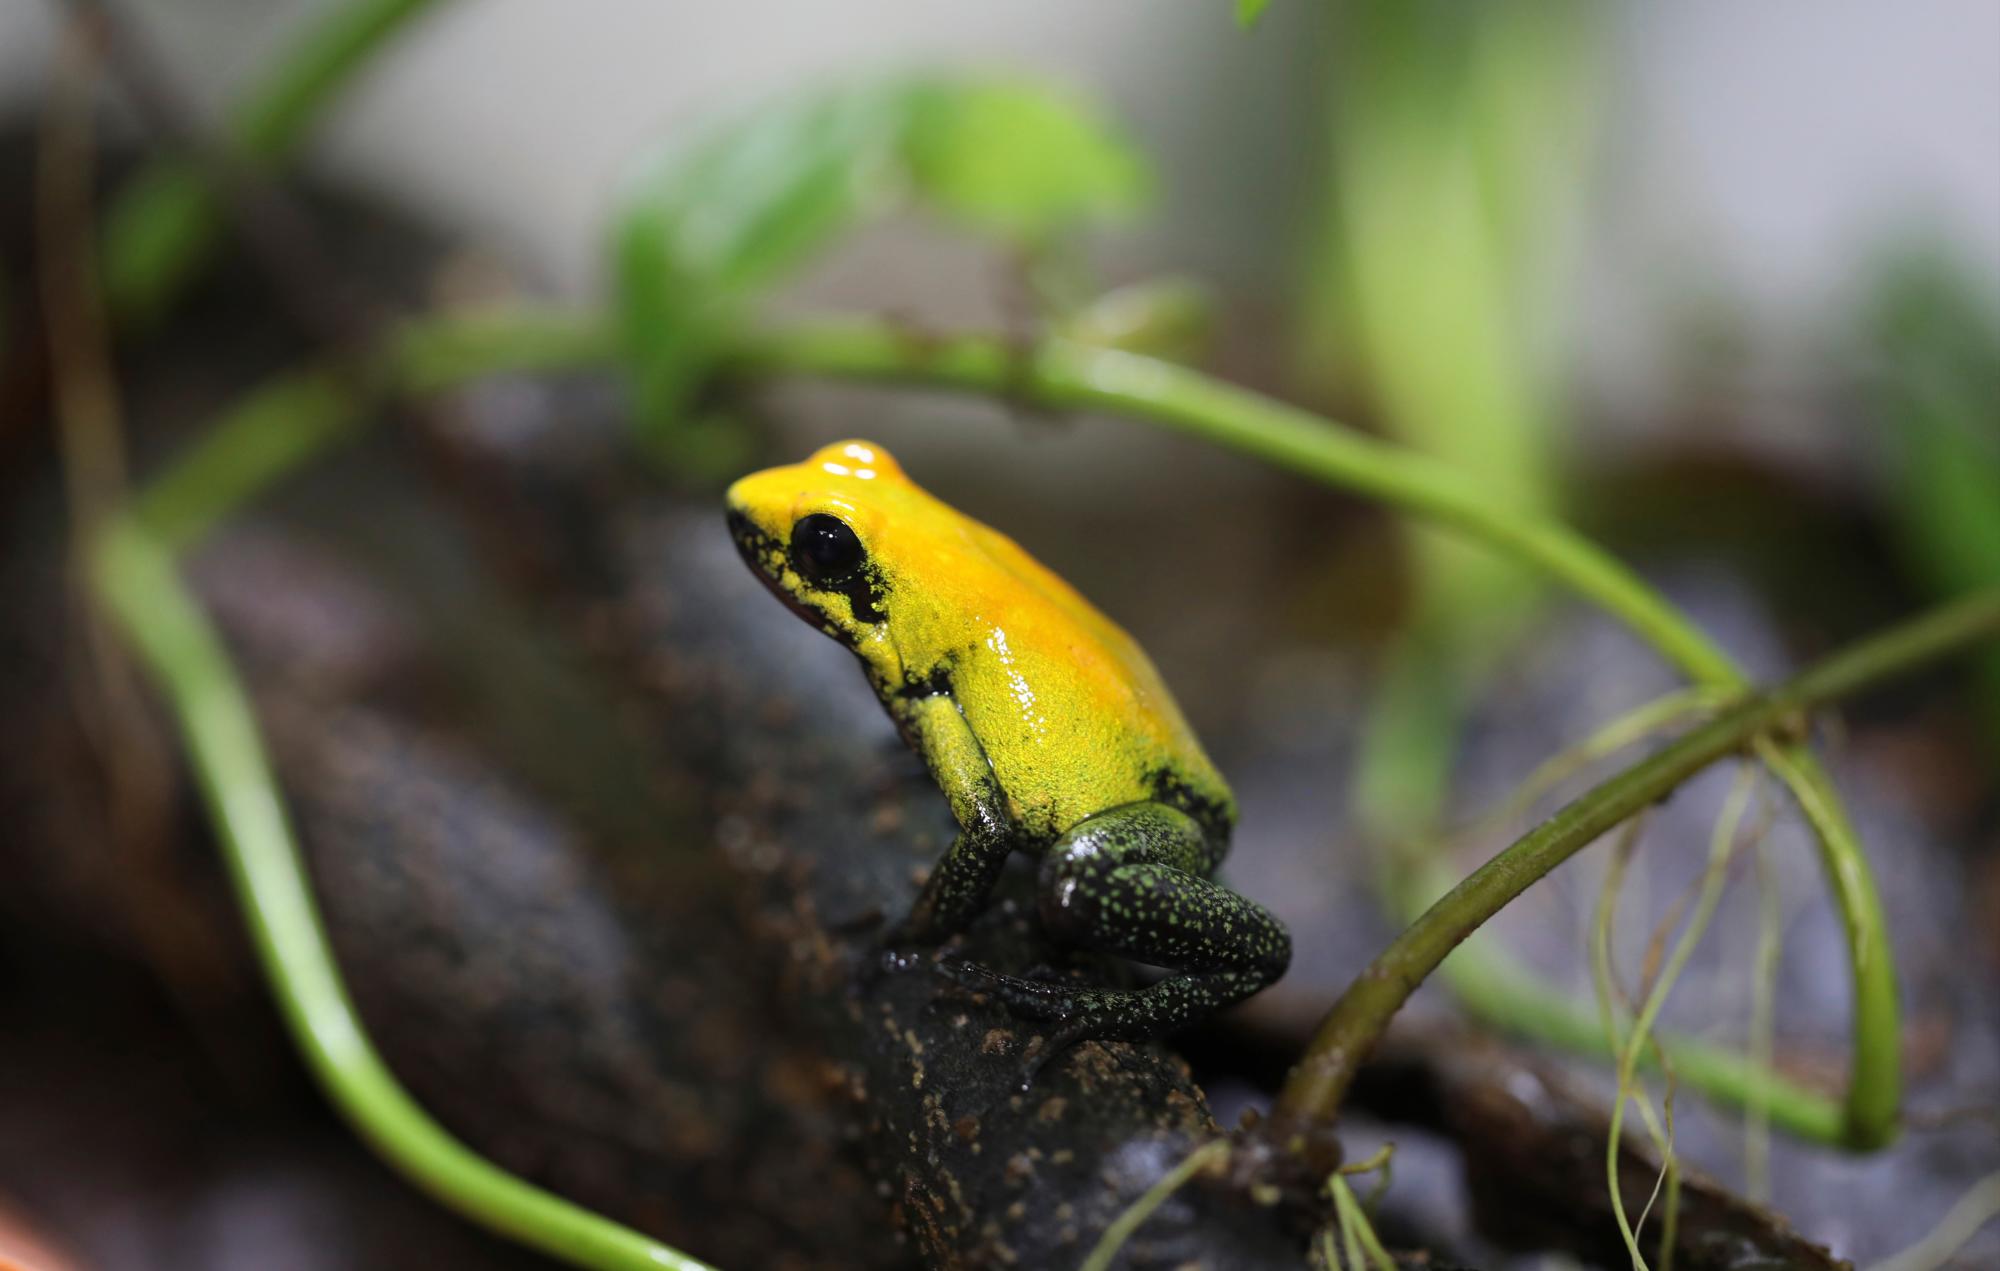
[103,0,450,323]
[1078,1139,1229,1271]
[724,319,1900,1147]
[140,309,1907,1148]
[726,323,1737,683]
[1328,1174,1398,1271]
[135,309,615,547]
[90,517,714,1271]
[1381,845,1850,1139]
[1759,742,1900,1147]
[1398,694,1828,1141]
[1267,587,2000,1156]
[102,302,1952,1265]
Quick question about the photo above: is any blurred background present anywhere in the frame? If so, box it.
[6,0,1996,392]
[1,2,1995,1268]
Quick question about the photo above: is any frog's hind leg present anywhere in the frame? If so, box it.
[945,802,1291,1044]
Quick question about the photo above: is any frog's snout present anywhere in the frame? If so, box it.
[728,502,836,633]
[726,505,777,573]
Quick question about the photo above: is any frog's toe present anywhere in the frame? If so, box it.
[939,960,1086,1020]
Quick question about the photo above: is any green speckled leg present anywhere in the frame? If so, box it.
[892,821,1014,944]
[946,802,1291,1042]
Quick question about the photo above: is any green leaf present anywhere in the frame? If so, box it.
[611,84,913,452]
[610,75,1152,461]
[1237,0,1272,29]
[101,163,214,330]
[1866,250,2000,596]
[1863,249,2000,747]
[901,78,1148,243]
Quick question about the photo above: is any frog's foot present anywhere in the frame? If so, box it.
[947,960,1273,1036]
[938,959,1081,1012]
[1025,804,1293,1039]
[945,962,1230,1089]
[937,961,1083,1088]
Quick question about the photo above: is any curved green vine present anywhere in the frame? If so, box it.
[91,518,714,1271]
[1267,588,1999,1152]
[128,308,1909,1154]
[724,318,1902,1149]
[81,17,1934,1259]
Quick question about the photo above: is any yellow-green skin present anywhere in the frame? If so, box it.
[726,440,1289,1054]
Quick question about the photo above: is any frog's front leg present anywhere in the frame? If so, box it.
[887,693,1021,944]
[948,802,1290,1042]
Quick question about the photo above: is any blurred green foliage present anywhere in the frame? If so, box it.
[1862,250,2000,749]
[902,78,1148,242]
[1296,0,1600,837]
[101,0,449,326]
[611,75,1149,471]
[1051,275,1213,363]
[612,85,907,472]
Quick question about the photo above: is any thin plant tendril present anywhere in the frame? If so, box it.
[1078,1139,1229,1271]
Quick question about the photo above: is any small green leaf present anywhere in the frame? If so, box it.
[101,162,214,329]
[1863,249,2000,747]
[611,84,912,446]
[610,75,1153,462]
[902,78,1148,244]
[1866,250,2000,598]
[1236,0,1272,29]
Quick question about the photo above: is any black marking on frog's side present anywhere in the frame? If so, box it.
[896,664,954,701]
[1146,766,1235,844]
[831,560,890,627]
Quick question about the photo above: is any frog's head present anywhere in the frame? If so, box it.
[728,437,1111,694]
[725,439,913,650]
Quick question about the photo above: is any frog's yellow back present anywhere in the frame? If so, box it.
[726,440,1234,840]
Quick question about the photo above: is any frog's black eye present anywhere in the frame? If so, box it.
[790,513,865,584]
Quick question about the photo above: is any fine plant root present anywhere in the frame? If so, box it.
[1863,1169,2000,1271]
[1600,764,1761,1271]
[1744,803,1785,1203]
[1077,1138,1230,1271]
[1466,685,1735,842]
[1320,1145,1398,1271]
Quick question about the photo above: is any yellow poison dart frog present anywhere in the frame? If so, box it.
[726,440,1290,1047]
